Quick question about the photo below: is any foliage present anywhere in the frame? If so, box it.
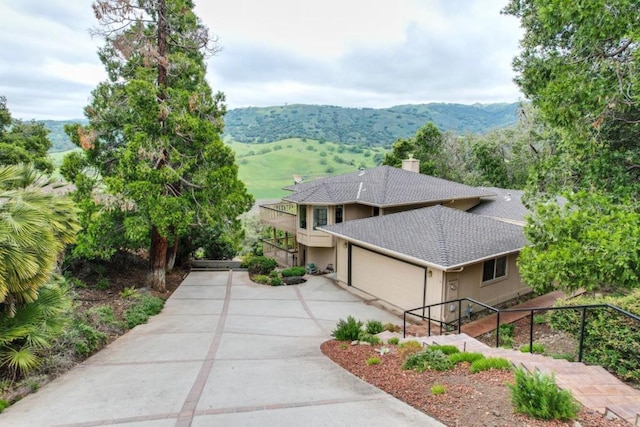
[0,164,80,311]
[124,295,165,329]
[66,0,253,291]
[0,399,8,412]
[331,316,363,341]
[0,96,54,173]
[120,287,139,299]
[402,348,453,372]
[398,340,423,357]
[427,344,459,355]
[449,352,485,365]
[383,123,445,176]
[548,290,640,381]
[519,343,546,354]
[509,367,580,421]
[0,280,72,375]
[469,357,512,374]
[366,357,381,366]
[387,337,400,345]
[384,323,401,333]
[246,256,278,275]
[281,267,306,277]
[269,277,282,287]
[72,321,107,357]
[357,331,381,345]
[251,275,269,284]
[365,320,385,335]
[431,384,446,396]
[496,323,515,347]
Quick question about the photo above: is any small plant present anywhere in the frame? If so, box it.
[269,269,279,278]
[469,357,512,373]
[533,314,547,324]
[365,319,384,335]
[95,278,110,290]
[431,384,446,396]
[449,352,485,365]
[358,331,381,344]
[340,343,348,350]
[403,349,453,372]
[246,256,278,275]
[269,277,282,286]
[366,357,381,365]
[0,399,8,413]
[519,343,546,354]
[281,266,306,277]
[387,337,400,345]
[124,295,165,328]
[384,323,401,333]
[398,340,423,356]
[551,353,575,362]
[120,286,139,299]
[428,344,459,355]
[252,274,269,284]
[332,316,363,341]
[509,367,580,420]
[69,277,88,289]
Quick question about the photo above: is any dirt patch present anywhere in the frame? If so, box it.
[321,339,629,427]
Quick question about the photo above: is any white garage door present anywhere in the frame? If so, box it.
[351,246,426,311]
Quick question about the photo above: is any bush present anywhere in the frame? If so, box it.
[269,277,282,286]
[281,266,306,277]
[431,384,446,395]
[73,322,107,357]
[332,316,363,341]
[520,343,546,354]
[469,357,512,373]
[366,357,381,366]
[509,367,580,420]
[246,256,278,275]
[403,349,453,372]
[548,289,640,381]
[387,337,400,345]
[252,275,269,284]
[124,295,165,329]
[428,344,459,355]
[365,319,384,335]
[398,340,423,356]
[358,330,381,344]
[449,352,485,365]
[384,323,401,333]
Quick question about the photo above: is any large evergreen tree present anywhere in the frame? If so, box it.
[65,0,253,291]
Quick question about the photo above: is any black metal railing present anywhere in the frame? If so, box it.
[403,297,640,362]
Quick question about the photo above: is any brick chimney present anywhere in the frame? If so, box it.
[401,155,420,173]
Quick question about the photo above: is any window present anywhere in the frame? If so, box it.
[313,206,328,229]
[482,256,507,283]
[335,205,344,224]
[299,205,307,229]
[372,206,380,216]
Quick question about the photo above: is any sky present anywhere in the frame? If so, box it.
[0,0,524,120]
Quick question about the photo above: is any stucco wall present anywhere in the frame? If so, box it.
[345,204,373,221]
[306,246,335,271]
[336,238,349,283]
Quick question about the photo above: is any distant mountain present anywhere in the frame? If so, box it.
[223,103,520,146]
[42,103,520,152]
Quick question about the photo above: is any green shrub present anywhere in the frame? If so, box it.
[366,357,381,365]
[252,274,269,284]
[269,270,279,278]
[120,286,139,299]
[384,323,401,333]
[449,352,485,365]
[548,289,640,381]
[365,319,384,335]
[403,349,453,372]
[85,305,122,332]
[332,316,363,341]
[246,256,278,275]
[0,399,8,413]
[281,267,306,277]
[95,278,110,290]
[269,277,282,286]
[358,331,381,344]
[509,367,580,420]
[73,322,108,357]
[124,295,165,329]
[428,344,459,355]
[387,337,400,345]
[469,357,512,373]
[520,343,546,354]
[431,384,446,395]
[499,323,515,337]
[533,314,547,324]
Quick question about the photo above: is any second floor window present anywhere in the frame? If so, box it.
[335,205,344,224]
[299,205,307,229]
[313,206,328,229]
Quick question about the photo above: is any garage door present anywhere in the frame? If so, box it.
[351,246,426,311]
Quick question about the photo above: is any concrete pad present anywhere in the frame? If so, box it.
[225,314,324,337]
[128,314,220,334]
[230,284,299,300]
[192,398,445,427]
[86,332,214,364]
[113,420,178,427]
[196,357,381,411]
[162,298,225,315]
[181,271,229,286]
[306,300,402,324]
[231,271,253,285]
[170,284,228,299]
[227,298,308,318]
[216,332,325,360]
[2,362,201,426]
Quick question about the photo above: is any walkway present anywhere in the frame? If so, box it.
[0,271,444,427]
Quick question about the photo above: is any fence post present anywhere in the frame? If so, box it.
[458,300,462,334]
[529,309,534,353]
[578,306,587,362]
[403,312,406,338]
[428,306,431,336]
[496,312,501,348]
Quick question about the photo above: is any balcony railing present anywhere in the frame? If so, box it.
[259,202,297,235]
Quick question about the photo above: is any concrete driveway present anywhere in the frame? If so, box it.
[1,271,444,427]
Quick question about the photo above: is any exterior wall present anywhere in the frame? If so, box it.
[306,246,335,271]
[296,204,335,247]
[441,198,481,211]
[445,253,531,309]
[350,246,426,312]
[345,204,373,221]
[335,238,349,283]
[383,202,435,215]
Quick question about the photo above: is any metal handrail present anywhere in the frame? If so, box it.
[403,298,640,362]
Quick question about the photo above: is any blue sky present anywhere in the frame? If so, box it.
[0,0,523,120]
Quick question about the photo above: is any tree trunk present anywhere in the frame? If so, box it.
[150,225,167,292]
[166,229,178,272]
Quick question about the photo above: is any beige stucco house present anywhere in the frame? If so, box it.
[259,160,532,319]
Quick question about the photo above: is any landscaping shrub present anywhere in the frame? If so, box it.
[449,352,485,365]
[252,275,269,284]
[519,343,546,354]
[548,289,640,381]
[365,319,385,335]
[366,357,381,365]
[384,322,401,333]
[246,256,278,275]
[269,277,282,286]
[72,322,107,357]
[431,384,446,395]
[332,316,363,341]
[403,349,453,372]
[497,323,515,347]
[398,340,423,356]
[358,330,381,344]
[387,337,400,345]
[509,367,580,420]
[124,295,165,329]
[0,399,8,413]
[281,267,306,277]
[469,357,512,373]
[428,344,459,355]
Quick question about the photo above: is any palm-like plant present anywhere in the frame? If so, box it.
[0,164,80,313]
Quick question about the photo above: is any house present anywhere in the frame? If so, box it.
[259,160,532,319]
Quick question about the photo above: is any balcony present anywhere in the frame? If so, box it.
[259,202,297,235]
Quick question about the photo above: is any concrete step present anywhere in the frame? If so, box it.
[606,401,640,426]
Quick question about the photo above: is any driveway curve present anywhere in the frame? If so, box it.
[1,271,444,427]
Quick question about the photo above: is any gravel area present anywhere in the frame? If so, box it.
[321,339,630,427]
